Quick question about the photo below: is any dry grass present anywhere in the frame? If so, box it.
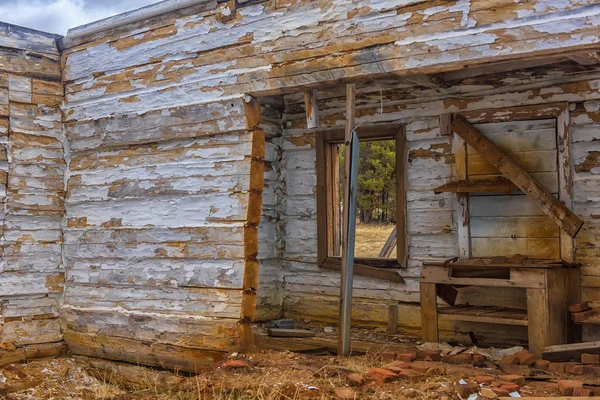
[354,223,396,258]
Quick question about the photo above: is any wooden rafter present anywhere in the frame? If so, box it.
[451,114,583,238]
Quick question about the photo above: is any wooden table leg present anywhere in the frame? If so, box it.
[527,269,569,357]
[420,282,439,343]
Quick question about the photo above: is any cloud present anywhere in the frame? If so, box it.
[0,0,160,35]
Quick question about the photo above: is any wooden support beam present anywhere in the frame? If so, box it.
[304,88,318,129]
[452,114,583,238]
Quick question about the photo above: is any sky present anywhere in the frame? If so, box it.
[0,0,162,35]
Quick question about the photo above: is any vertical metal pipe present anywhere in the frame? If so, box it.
[339,84,357,356]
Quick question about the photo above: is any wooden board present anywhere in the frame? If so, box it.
[543,341,600,362]
[438,306,528,326]
[267,328,316,338]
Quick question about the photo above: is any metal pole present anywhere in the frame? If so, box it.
[339,84,358,357]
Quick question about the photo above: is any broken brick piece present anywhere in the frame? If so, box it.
[474,375,495,385]
[515,349,536,366]
[558,380,584,396]
[566,363,586,375]
[455,382,479,399]
[572,310,596,322]
[346,373,364,387]
[573,387,594,396]
[569,302,590,313]
[549,362,567,373]
[501,354,519,365]
[533,359,551,370]
[499,383,520,393]
[397,369,424,383]
[221,359,249,369]
[416,349,441,361]
[499,375,525,386]
[368,368,397,384]
[499,363,531,376]
[490,387,510,397]
[396,352,416,362]
[381,351,396,362]
[409,361,431,373]
[382,361,411,373]
[334,387,357,400]
[582,353,600,365]
[444,354,472,364]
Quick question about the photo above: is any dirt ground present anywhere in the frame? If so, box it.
[354,224,396,258]
[1,324,594,400]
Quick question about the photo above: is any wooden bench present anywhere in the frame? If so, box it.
[420,260,580,357]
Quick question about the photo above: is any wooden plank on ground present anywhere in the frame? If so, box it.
[452,114,583,238]
[267,328,316,338]
[542,341,600,362]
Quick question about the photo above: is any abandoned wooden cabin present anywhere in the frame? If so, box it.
[2,0,600,372]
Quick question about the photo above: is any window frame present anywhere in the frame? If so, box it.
[316,124,407,271]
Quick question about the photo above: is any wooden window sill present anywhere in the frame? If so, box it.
[319,257,405,283]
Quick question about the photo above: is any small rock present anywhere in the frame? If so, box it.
[533,359,551,370]
[515,349,536,366]
[557,379,583,396]
[324,327,334,333]
[333,387,357,400]
[368,368,397,384]
[346,373,364,387]
[221,359,249,369]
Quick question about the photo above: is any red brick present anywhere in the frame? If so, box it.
[455,382,479,398]
[472,354,486,363]
[490,387,510,397]
[333,388,357,400]
[416,349,440,361]
[444,354,472,364]
[501,354,519,365]
[381,351,396,363]
[499,383,520,393]
[569,302,590,313]
[396,352,416,362]
[573,387,594,396]
[499,375,525,386]
[558,380,584,396]
[566,363,587,375]
[474,375,495,385]
[397,369,424,383]
[549,362,567,373]
[368,368,398,384]
[572,310,596,322]
[382,361,411,373]
[515,349,536,366]
[499,363,531,376]
[533,359,551,370]
[221,359,249,369]
[346,373,364,387]
[582,353,600,365]
[585,365,600,377]
[409,361,431,373]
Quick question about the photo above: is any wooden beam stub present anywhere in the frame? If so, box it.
[304,88,318,129]
[451,114,583,238]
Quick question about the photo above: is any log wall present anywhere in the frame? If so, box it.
[0,23,67,365]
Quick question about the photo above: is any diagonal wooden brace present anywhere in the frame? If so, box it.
[451,114,583,238]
